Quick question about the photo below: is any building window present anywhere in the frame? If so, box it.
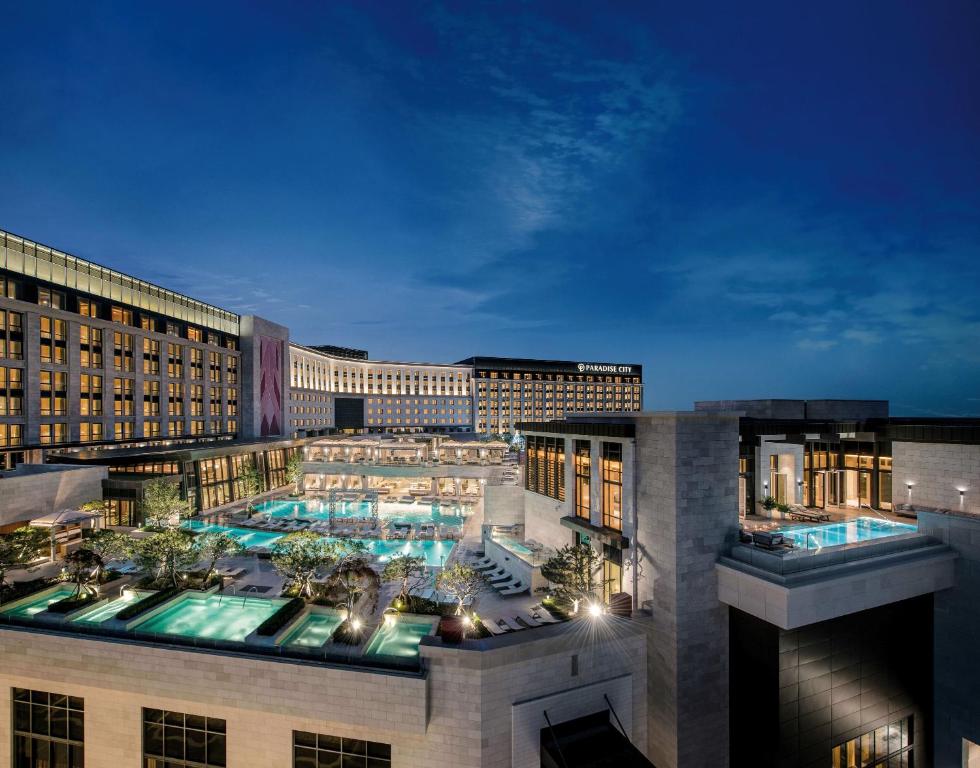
[190,348,204,379]
[209,386,221,416]
[187,326,203,343]
[226,356,237,384]
[78,298,98,318]
[114,377,135,416]
[209,351,222,383]
[39,316,67,364]
[0,310,24,360]
[114,421,134,440]
[169,419,184,436]
[79,422,104,443]
[293,730,391,768]
[142,708,226,768]
[111,306,133,325]
[143,337,161,375]
[168,343,184,378]
[525,435,565,501]
[39,370,67,416]
[191,384,204,416]
[79,325,103,368]
[79,373,103,417]
[1,275,21,298]
[832,716,912,768]
[227,388,237,417]
[574,440,591,520]
[37,288,65,309]
[166,321,180,337]
[0,423,24,448]
[0,365,24,416]
[168,382,185,416]
[12,687,84,768]
[601,442,623,531]
[39,423,68,445]
[145,420,161,438]
[113,331,134,371]
[144,380,161,417]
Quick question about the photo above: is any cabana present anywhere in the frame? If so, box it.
[29,509,103,561]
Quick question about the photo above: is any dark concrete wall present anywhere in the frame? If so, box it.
[918,510,980,767]
[731,596,932,768]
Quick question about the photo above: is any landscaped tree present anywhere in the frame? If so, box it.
[141,478,192,529]
[381,554,428,605]
[435,563,485,615]
[133,528,198,587]
[334,555,373,618]
[84,529,133,583]
[285,452,304,494]
[78,499,110,524]
[239,458,263,516]
[193,531,244,585]
[270,532,340,598]
[62,548,102,599]
[539,543,602,611]
[0,527,49,592]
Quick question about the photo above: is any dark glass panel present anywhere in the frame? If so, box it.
[144,723,164,756]
[206,730,226,767]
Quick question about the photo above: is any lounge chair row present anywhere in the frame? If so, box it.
[483,605,562,635]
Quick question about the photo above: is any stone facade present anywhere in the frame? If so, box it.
[892,441,980,514]
[633,411,739,768]
[0,463,106,530]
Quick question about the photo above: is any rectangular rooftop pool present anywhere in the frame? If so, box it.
[131,592,288,643]
[280,611,343,648]
[0,585,76,619]
[362,620,433,660]
[775,516,916,549]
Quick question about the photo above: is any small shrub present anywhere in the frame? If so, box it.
[116,587,181,620]
[46,594,98,614]
[776,503,791,515]
[255,597,305,636]
[761,495,778,511]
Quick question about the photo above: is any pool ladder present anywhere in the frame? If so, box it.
[241,585,259,606]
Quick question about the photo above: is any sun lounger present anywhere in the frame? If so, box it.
[499,616,525,631]
[491,577,518,591]
[471,556,493,569]
[498,582,527,596]
[484,619,509,635]
[529,606,560,623]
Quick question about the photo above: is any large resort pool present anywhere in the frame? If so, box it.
[774,516,916,549]
[255,498,468,528]
[182,520,455,567]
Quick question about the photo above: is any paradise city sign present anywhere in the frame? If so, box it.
[577,363,634,374]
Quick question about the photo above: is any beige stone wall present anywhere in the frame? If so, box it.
[0,619,647,767]
[893,441,980,513]
[0,464,106,529]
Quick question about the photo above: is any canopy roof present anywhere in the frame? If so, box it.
[30,509,101,528]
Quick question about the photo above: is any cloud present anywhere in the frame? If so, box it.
[797,339,838,351]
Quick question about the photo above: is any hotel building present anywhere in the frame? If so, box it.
[458,357,643,435]
[288,344,474,435]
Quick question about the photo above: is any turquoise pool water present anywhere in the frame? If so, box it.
[362,620,433,659]
[182,521,454,567]
[280,612,343,647]
[0,585,77,619]
[132,593,288,642]
[255,498,467,527]
[183,520,284,549]
[71,590,155,625]
[776,516,916,549]
[492,534,534,557]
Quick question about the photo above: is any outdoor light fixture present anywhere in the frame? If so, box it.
[588,603,604,618]
[351,618,362,631]
[462,615,473,628]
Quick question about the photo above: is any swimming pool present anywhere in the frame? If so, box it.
[0,585,77,619]
[279,611,343,647]
[362,620,433,660]
[71,590,155,625]
[775,517,917,549]
[183,520,284,549]
[131,592,288,642]
[182,521,454,567]
[255,498,467,528]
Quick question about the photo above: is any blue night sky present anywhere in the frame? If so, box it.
[1,2,978,415]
